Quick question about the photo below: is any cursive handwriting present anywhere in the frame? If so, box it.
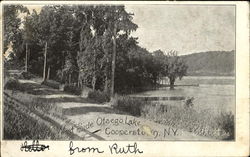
[20,140,49,152]
[109,142,143,154]
[68,141,143,155]
[69,141,104,155]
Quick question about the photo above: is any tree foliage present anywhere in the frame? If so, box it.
[4,5,29,56]
[4,4,188,94]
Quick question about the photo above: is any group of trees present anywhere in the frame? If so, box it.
[4,4,188,96]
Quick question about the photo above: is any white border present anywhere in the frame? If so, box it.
[0,1,249,156]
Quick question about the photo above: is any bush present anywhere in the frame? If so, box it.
[216,112,234,140]
[64,84,82,95]
[4,78,20,90]
[42,80,60,89]
[112,96,147,116]
[87,90,110,103]
[141,103,167,120]
[19,71,32,80]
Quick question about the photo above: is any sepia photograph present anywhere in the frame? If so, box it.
[3,3,236,142]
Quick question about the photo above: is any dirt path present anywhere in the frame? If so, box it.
[65,110,212,140]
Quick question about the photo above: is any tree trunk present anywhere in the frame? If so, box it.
[104,72,109,92]
[103,28,110,93]
[69,74,71,84]
[110,22,117,99]
[92,76,96,91]
[104,47,109,92]
[42,42,48,83]
[25,43,28,72]
[47,66,50,80]
[78,75,82,87]
[79,26,85,53]
[169,76,175,90]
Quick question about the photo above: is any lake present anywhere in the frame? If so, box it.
[131,76,235,115]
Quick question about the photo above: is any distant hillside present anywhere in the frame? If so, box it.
[181,50,235,76]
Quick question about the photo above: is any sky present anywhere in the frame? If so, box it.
[125,5,235,55]
[25,5,235,55]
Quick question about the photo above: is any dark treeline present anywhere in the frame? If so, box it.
[4,5,187,94]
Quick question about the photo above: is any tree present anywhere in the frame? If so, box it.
[75,5,137,95]
[37,6,54,82]
[103,5,138,98]
[152,49,167,86]
[102,25,113,92]
[3,5,29,53]
[5,4,187,95]
[165,50,188,90]
[3,5,29,72]
[23,12,36,72]
[37,5,75,82]
[21,10,43,75]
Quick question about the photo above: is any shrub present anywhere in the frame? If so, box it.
[64,84,82,95]
[112,96,147,116]
[184,97,194,108]
[87,90,110,103]
[42,80,60,89]
[216,112,234,140]
[4,78,20,90]
[141,103,167,120]
[19,71,32,80]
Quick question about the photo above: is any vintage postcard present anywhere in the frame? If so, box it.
[1,1,249,157]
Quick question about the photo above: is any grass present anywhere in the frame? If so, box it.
[111,95,148,116]
[3,91,84,140]
[112,96,234,140]
[88,90,110,103]
[42,80,61,89]
[4,101,69,140]
[6,90,63,117]
[3,78,71,140]
[64,84,82,95]
[143,104,234,140]
[4,78,20,90]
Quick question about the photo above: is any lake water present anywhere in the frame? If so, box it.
[132,76,235,115]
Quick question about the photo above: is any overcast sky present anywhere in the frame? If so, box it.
[25,5,235,55]
[125,5,235,55]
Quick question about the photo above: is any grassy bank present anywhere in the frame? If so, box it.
[112,96,234,140]
[4,101,68,140]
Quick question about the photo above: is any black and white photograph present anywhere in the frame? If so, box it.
[2,3,238,142]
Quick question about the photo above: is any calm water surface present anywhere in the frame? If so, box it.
[132,76,235,115]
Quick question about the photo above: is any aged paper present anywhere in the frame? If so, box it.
[1,1,249,156]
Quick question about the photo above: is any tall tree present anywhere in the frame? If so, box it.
[23,13,36,72]
[37,5,75,82]
[4,5,29,53]
[75,5,137,94]
[165,50,188,90]
[4,4,29,73]
[37,6,54,82]
[103,5,138,98]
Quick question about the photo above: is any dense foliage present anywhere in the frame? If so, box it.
[4,4,187,94]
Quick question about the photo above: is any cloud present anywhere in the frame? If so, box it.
[126,5,235,54]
